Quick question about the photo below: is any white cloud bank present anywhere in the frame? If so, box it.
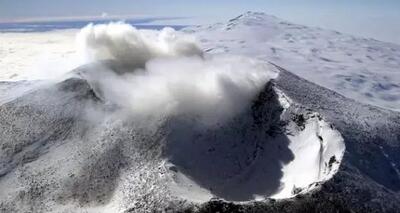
[76,23,277,125]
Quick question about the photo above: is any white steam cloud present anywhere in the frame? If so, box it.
[76,23,277,125]
[77,23,203,68]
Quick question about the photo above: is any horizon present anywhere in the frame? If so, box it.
[1,1,400,44]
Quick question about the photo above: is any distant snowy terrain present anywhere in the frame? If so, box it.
[0,30,78,81]
[186,12,400,111]
[0,12,399,213]
[1,12,399,111]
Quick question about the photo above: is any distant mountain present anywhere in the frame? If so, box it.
[186,11,400,111]
[0,12,399,213]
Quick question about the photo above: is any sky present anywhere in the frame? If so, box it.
[0,0,399,44]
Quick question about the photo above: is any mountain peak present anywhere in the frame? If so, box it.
[222,11,286,30]
[229,11,281,23]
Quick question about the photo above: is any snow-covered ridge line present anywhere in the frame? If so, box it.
[188,11,400,111]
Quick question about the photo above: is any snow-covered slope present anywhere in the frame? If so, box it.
[0,30,78,81]
[186,12,400,111]
[0,13,400,213]
[0,61,398,212]
[273,66,400,212]
[0,65,347,212]
[165,83,345,202]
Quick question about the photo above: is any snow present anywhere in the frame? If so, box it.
[167,89,345,202]
[1,12,399,111]
[379,146,400,179]
[0,30,79,81]
[186,12,400,111]
[2,24,331,208]
[0,12,399,212]
[166,162,213,203]
[273,113,345,199]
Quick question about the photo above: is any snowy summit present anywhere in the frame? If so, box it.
[0,11,399,213]
[188,11,400,111]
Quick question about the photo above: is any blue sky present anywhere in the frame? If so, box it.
[1,0,399,43]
